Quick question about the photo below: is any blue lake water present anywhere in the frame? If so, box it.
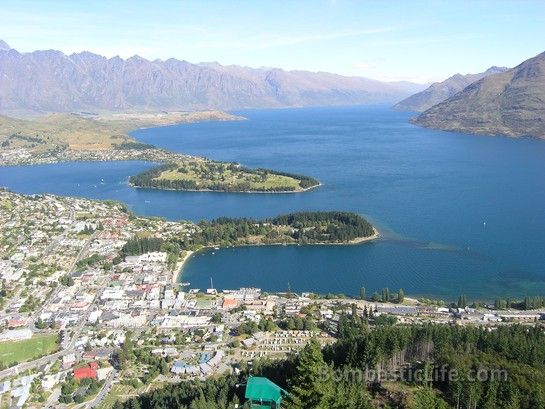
[1,106,545,300]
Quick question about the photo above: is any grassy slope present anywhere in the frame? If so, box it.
[0,113,129,151]
[0,111,241,151]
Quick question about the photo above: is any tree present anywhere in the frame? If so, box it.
[382,288,390,302]
[457,295,467,308]
[414,388,449,409]
[359,286,366,300]
[60,274,74,286]
[397,288,405,304]
[286,338,331,409]
[35,318,47,330]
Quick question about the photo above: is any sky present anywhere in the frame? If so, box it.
[1,0,545,83]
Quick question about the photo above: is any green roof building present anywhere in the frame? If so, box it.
[244,376,288,409]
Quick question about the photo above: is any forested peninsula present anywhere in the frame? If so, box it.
[189,211,377,247]
[120,212,377,259]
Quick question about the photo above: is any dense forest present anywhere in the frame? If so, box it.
[121,237,166,255]
[128,162,319,192]
[187,211,376,247]
[121,236,181,268]
[117,313,545,409]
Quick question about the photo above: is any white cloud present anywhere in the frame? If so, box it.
[248,26,402,50]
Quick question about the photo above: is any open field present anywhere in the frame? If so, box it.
[0,334,59,367]
[159,162,303,191]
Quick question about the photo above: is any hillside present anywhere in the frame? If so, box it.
[394,66,508,112]
[0,40,425,113]
[0,111,239,151]
[414,51,545,137]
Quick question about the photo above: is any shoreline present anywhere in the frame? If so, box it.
[129,181,322,194]
[172,250,194,285]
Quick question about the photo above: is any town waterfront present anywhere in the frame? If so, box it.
[2,106,545,299]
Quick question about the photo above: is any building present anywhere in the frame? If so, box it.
[222,297,238,310]
[0,328,32,342]
[73,364,97,380]
[244,376,288,409]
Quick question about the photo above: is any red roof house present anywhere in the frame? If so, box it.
[73,365,97,380]
[223,297,238,309]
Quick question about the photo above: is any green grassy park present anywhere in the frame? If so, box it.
[0,334,59,368]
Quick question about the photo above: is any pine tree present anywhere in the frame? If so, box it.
[359,286,366,300]
[286,338,331,409]
[398,288,405,304]
[457,295,467,308]
[382,288,390,302]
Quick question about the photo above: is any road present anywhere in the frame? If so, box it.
[87,369,118,408]
[45,387,61,408]
[0,348,75,380]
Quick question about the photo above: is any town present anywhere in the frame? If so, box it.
[0,189,543,408]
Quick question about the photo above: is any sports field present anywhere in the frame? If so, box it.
[0,334,59,367]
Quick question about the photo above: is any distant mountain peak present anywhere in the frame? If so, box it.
[484,66,508,74]
[393,66,509,112]
[0,40,11,51]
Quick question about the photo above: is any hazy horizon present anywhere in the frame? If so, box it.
[2,0,545,84]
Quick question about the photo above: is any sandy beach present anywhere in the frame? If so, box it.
[348,227,380,244]
[171,250,194,284]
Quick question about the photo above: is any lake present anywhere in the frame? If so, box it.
[2,106,545,299]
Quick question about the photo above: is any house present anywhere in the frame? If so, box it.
[73,365,97,380]
[7,319,26,328]
[62,353,76,369]
[222,297,238,310]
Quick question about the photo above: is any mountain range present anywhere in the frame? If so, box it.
[394,66,509,112]
[415,50,545,138]
[0,40,426,113]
